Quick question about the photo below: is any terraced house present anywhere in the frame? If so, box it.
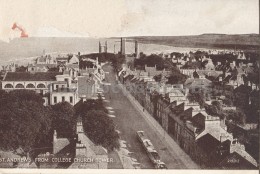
[119,66,258,169]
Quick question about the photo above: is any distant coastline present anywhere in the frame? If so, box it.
[0,34,259,64]
[124,34,260,52]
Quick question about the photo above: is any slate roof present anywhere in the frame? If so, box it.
[243,66,254,74]
[171,102,185,115]
[56,57,68,61]
[3,72,61,81]
[180,107,193,120]
[218,152,258,169]
[223,75,232,82]
[196,133,220,154]
[67,64,79,69]
[190,112,205,133]
[28,64,57,68]
[184,78,212,87]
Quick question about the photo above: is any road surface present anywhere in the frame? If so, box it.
[103,64,197,169]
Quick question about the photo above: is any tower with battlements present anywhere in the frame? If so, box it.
[120,38,125,55]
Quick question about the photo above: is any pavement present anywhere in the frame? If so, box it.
[119,83,199,169]
[103,64,199,169]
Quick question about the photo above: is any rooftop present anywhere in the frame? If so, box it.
[196,133,220,154]
[3,72,62,81]
[218,152,258,169]
[28,64,57,68]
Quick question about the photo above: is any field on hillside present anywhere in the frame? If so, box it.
[127,34,260,51]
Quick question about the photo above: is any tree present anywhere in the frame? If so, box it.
[245,90,260,123]
[166,73,188,84]
[74,98,108,116]
[170,52,182,58]
[82,110,120,151]
[7,90,44,105]
[248,71,259,87]
[134,54,165,70]
[187,90,205,108]
[126,60,134,70]
[224,109,246,125]
[51,102,76,138]
[234,85,251,110]
[166,67,188,84]
[79,53,125,72]
[223,98,233,106]
[16,66,27,72]
[205,101,223,117]
[0,100,52,155]
[212,101,222,110]
[154,74,162,82]
[111,54,125,72]
[182,61,202,69]
[0,90,77,158]
[0,90,7,106]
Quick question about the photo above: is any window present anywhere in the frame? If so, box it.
[70,96,73,103]
[15,84,25,88]
[54,96,57,103]
[4,84,13,88]
[37,83,46,88]
[26,83,35,88]
[62,96,65,102]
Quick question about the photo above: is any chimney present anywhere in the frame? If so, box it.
[77,121,84,134]
[53,130,57,141]
[76,143,87,156]
[185,88,189,97]
[69,69,73,77]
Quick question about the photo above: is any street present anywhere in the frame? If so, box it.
[103,64,197,169]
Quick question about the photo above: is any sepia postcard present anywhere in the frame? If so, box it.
[0,0,259,174]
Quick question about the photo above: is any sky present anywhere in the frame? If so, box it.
[0,0,259,42]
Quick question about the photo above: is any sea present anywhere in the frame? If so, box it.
[0,37,228,67]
